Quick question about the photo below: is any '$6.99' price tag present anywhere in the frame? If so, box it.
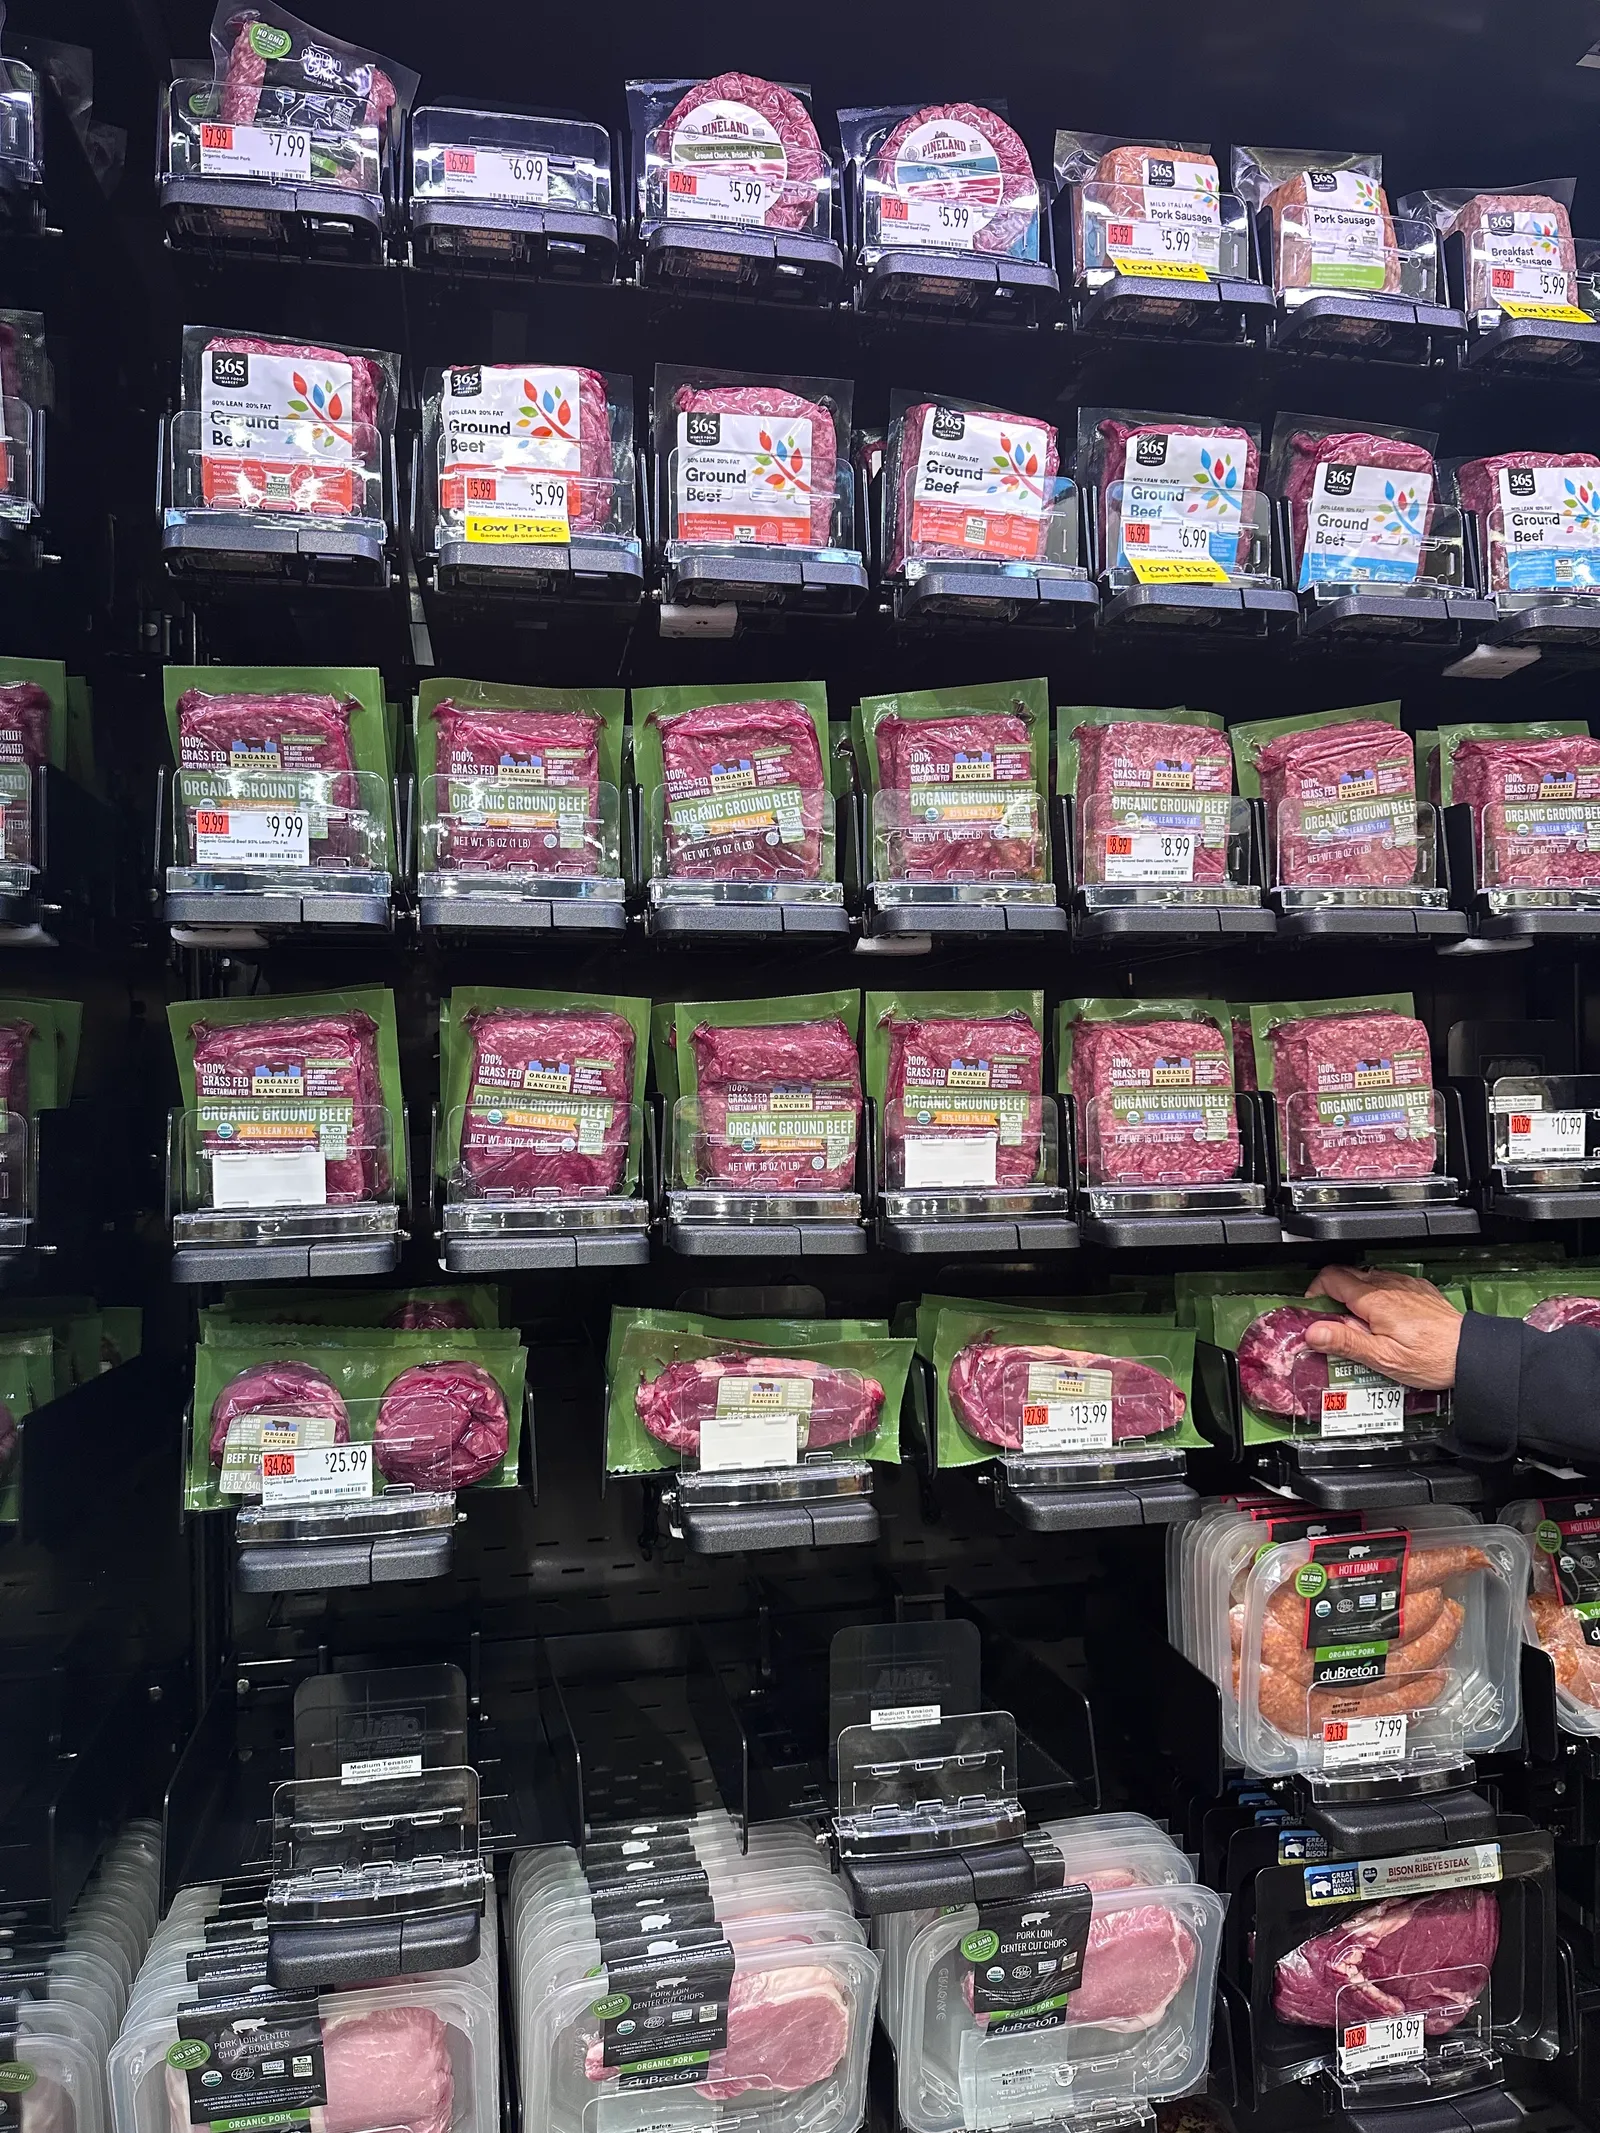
[261,1442,373,1508]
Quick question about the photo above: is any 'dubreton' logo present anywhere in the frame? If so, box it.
[932,407,966,442]
[1323,463,1357,497]
[686,412,721,447]
[1136,435,1169,467]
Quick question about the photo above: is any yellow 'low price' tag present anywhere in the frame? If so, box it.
[465,511,570,545]
[1127,553,1230,586]
[1496,296,1591,325]
[1110,257,1211,283]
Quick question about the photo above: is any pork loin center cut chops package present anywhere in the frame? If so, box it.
[867,988,1046,1194]
[438,985,650,1205]
[657,363,850,554]
[1433,719,1600,889]
[414,680,626,881]
[167,987,405,1208]
[633,682,834,885]
[1231,145,1402,300]
[1058,997,1242,1191]
[1061,706,1238,889]
[1232,702,1417,891]
[627,74,829,234]
[1079,409,1261,580]
[1269,415,1439,593]
[1504,1492,1600,1735]
[853,679,1049,886]
[1207,1289,1457,1448]
[181,326,400,519]
[1053,132,1224,283]
[1451,451,1600,595]
[1400,179,1581,321]
[839,100,1043,260]
[1250,994,1439,1185]
[883,398,1060,573]
[655,989,862,1194]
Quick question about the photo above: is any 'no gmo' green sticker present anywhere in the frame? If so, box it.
[246,22,293,59]
[1536,1520,1563,1555]
[1293,1563,1328,1600]
[165,2042,211,2074]
[590,1994,631,2021]
[960,1930,1000,1964]
[0,2068,37,2095]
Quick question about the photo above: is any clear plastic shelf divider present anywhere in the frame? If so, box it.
[170,1103,400,1245]
[833,1710,1023,1855]
[668,1093,862,1224]
[163,77,382,197]
[169,767,391,896]
[418,773,622,898]
[1297,504,1467,600]
[1079,1090,1265,1219]
[266,1767,488,1929]
[1273,206,1441,308]
[1272,801,1445,911]
[1278,1086,1454,1207]
[644,784,843,909]
[878,1094,1068,1221]
[859,148,1042,266]
[167,406,387,531]
[442,1099,648,1238]
[1077,793,1258,911]
[1102,484,1277,590]
[412,108,612,218]
[870,787,1052,903]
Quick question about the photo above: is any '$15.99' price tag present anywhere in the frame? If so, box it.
[261,1442,373,1507]
[194,807,310,868]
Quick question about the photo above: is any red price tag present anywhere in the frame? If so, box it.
[200,123,233,151]
[1108,221,1134,247]
[195,811,229,837]
[261,1453,295,1479]
[1323,1393,1348,1412]
[465,475,495,501]
[1106,835,1134,856]
[1124,521,1151,544]
[668,170,696,195]
[1323,1721,1350,1743]
[1022,1404,1048,1430]
[1511,1113,1532,1134]
[1492,266,1514,289]
[444,147,474,175]
[880,196,907,221]
[1344,2026,1367,2051]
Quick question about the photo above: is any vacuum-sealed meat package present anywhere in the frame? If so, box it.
[637,1352,886,1457]
[1233,147,1400,298]
[1440,723,1600,889]
[428,697,604,876]
[1245,709,1418,889]
[948,1339,1188,1449]
[375,1360,510,1488]
[186,328,398,519]
[1053,133,1223,282]
[664,371,845,550]
[688,1012,861,1192]
[1255,998,1438,1182]
[1274,421,1437,591]
[644,693,830,882]
[1068,711,1237,887]
[1455,450,1600,594]
[457,1005,635,1198]
[1274,1889,1500,2032]
[874,994,1044,1189]
[435,364,616,534]
[207,1357,349,1485]
[859,680,1047,886]
[634,73,827,232]
[1407,186,1582,319]
[1506,1495,1600,1734]
[189,1009,388,1201]
[885,399,1059,572]
[1085,410,1259,579]
[1064,1002,1241,1188]
[841,100,1043,258]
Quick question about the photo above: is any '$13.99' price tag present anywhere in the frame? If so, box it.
[261,1442,373,1508]
[194,807,310,868]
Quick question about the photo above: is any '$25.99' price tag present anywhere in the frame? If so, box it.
[261,1442,373,1507]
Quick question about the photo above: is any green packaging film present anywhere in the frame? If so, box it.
[852,678,1051,885]
[209,1286,501,1330]
[1229,702,1404,799]
[1206,1287,1464,1445]
[0,996,82,1116]
[1431,721,1591,806]
[1469,1273,1600,1323]
[1055,705,1224,798]
[662,990,862,1191]
[0,657,68,774]
[1247,993,1418,1093]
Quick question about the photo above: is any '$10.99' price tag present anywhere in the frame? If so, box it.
[194,806,310,868]
[261,1442,373,1508]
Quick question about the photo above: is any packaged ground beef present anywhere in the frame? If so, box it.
[184,327,398,518]
[869,989,1044,1192]
[1082,410,1259,579]
[174,684,357,778]
[1454,451,1600,594]
[1065,708,1236,887]
[635,685,831,885]
[1230,1010,1259,1092]
[1437,721,1600,889]
[660,366,848,550]
[1235,705,1417,890]
[1252,995,1438,1182]
[455,1004,637,1199]
[1233,146,1400,298]
[884,398,1059,572]
[1060,999,1241,1189]
[0,680,50,770]
[1272,419,1437,591]
[434,363,617,535]
[839,101,1042,259]
[628,75,827,232]
[855,679,1047,885]
[427,699,601,876]
[0,1017,31,1118]
[666,990,861,1193]
[1054,133,1223,282]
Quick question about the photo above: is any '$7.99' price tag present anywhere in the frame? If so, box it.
[261,1442,373,1507]
[194,807,310,868]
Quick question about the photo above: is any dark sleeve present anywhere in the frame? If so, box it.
[1451,1310,1600,1466]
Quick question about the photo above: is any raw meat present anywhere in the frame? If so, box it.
[1091,145,1219,216]
[429,699,604,878]
[1529,1589,1600,1708]
[1279,429,1436,583]
[176,688,357,776]
[1527,1294,1600,1331]
[1091,416,1259,574]
[190,1012,387,1202]
[887,401,1059,572]
[636,1354,885,1456]
[947,1341,1187,1448]
[1448,732,1600,890]
[649,699,827,881]
[0,1017,31,1116]
[1255,719,1418,889]
[203,337,385,438]
[1072,717,1235,886]
[20,2074,65,2133]
[584,1963,850,2098]
[1266,1010,1436,1182]
[659,74,825,232]
[876,103,1038,256]
[881,1009,1043,1186]
[1064,1904,1197,2031]
[1455,451,1600,589]
[1265,168,1400,295]
[873,710,1042,881]
[1237,1304,1421,1418]
[207,1359,349,1468]
[438,365,614,535]
[673,384,837,548]
[217,11,398,132]
[375,1360,509,1488]
[459,1006,635,1199]
[0,1396,16,1476]
[1069,1015,1240,1187]
[0,682,50,769]
[689,1016,861,1191]
[385,1299,474,1330]
[1232,1014,1259,1092]
[167,2005,452,2133]
[1448,193,1578,317]
[1273,1889,1499,2034]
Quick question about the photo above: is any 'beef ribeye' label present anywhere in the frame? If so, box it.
[666,99,787,226]
[1299,463,1432,589]
[962,1885,1094,2033]
[882,118,1012,252]
[439,365,581,543]
[594,1936,735,2088]
[675,411,815,546]
[1021,1359,1114,1452]
[1494,466,1600,591]
[168,2002,326,2129]
[1116,432,1245,580]
[1476,208,1575,313]
[1296,169,1390,290]
[700,1371,809,1470]
[201,350,357,516]
[1297,1531,1409,1688]
[909,410,1048,560]
[1536,1498,1600,1618]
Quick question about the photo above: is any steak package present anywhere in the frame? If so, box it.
[867,988,1046,1194]
[181,325,399,519]
[882,396,1061,574]
[1472,1273,1600,1332]
[633,682,834,886]
[1233,703,1417,891]
[1061,706,1237,890]
[1250,994,1440,1184]
[1401,179,1581,321]
[853,678,1049,886]
[204,0,417,180]
[1058,998,1242,1191]
[928,1298,1199,1468]
[657,364,851,553]
[1232,145,1402,300]
[1451,452,1600,594]
[1270,415,1438,592]
[0,997,77,1122]
[188,1330,527,1508]
[1207,1289,1456,1447]
[167,986,405,1206]
[1079,408,1261,580]
[627,75,830,235]
[1054,132,1225,284]
[414,679,626,881]
[1505,1494,1600,1736]
[605,1313,912,1474]
[438,985,650,1204]
[1434,719,1600,889]
[656,990,862,1195]
[839,101,1044,261]
[428,363,628,540]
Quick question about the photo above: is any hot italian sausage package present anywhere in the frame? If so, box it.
[1432,718,1600,905]
[1232,702,1430,905]
[1058,706,1254,909]
[1077,406,1271,588]
[1057,997,1251,1208]
[1204,1290,1456,1452]
[1236,1522,1528,1783]
[1504,1494,1600,1737]
[654,364,858,562]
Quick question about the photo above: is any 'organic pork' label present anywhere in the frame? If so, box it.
[1299,462,1432,589]
[909,407,1048,560]
[675,410,813,546]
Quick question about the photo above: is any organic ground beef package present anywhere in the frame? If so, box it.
[839,101,1042,258]
[0,679,51,770]
[628,74,828,232]
[1232,146,1401,298]
[634,684,832,885]
[660,366,848,550]
[1059,999,1242,1189]
[1230,1010,1259,1092]
[1272,418,1437,591]
[868,989,1044,1192]
[434,363,617,536]
[1436,720,1600,889]
[1053,133,1223,281]
[1082,410,1259,580]
[662,990,861,1194]
[1251,994,1439,1182]
[854,679,1048,886]
[1454,450,1600,593]
[1064,708,1236,888]
[884,399,1059,572]
[1234,704,1418,891]
[184,326,398,517]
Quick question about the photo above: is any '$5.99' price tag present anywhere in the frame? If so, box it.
[194,807,310,868]
[261,1442,373,1508]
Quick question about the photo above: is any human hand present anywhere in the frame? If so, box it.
[1302,1266,1463,1391]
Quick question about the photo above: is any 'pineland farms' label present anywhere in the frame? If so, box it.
[666,99,787,225]
[882,116,1029,254]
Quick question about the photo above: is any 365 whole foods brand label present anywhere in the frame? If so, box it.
[1102,159,1221,278]
[1479,208,1585,319]
[201,348,357,515]
[961,1885,1094,2033]
[666,99,787,226]
[1297,1530,1409,1690]
[883,117,1015,252]
[1536,1499,1600,1616]
[701,1372,810,1471]
[1021,1360,1115,1452]
[1299,169,1391,290]
[675,410,814,546]
[1319,1359,1406,1439]
[909,408,1049,560]
[594,1937,735,2089]
[441,365,580,543]
[1495,465,1600,591]
[168,2002,326,2128]
[1116,432,1243,581]
[1299,462,1433,589]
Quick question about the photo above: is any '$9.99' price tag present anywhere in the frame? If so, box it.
[194,807,310,869]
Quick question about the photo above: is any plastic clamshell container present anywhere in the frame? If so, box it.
[1503,1494,1600,1739]
[0,2019,106,2133]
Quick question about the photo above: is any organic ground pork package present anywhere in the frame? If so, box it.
[1271,416,1438,591]
[1058,999,1242,1189]
[853,678,1048,885]
[627,74,828,232]
[1401,180,1580,320]
[1436,720,1600,889]
[1250,994,1439,1183]
[884,396,1059,573]
[1233,702,1417,890]
[657,990,862,1194]
[867,989,1044,1192]
[1062,707,1237,888]
[433,363,619,535]
[1453,451,1600,593]
[633,683,833,885]
[184,326,399,517]
[1082,410,1260,580]
[1232,146,1401,298]
[1053,132,1223,282]
[658,365,849,550]
[839,101,1043,259]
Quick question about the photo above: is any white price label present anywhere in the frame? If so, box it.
[210,1146,328,1211]
[261,1441,373,1507]
[1103,830,1195,883]
[438,145,550,202]
[667,168,773,222]
[901,1132,998,1190]
[1023,1398,1114,1452]
[194,806,311,869]
[1320,1382,1405,1438]
[1322,1713,1408,1771]
[701,1376,807,1474]
[341,1754,424,1786]
[198,121,311,181]
[1339,2014,1425,2075]
[870,1704,942,1729]
[1508,1108,1587,1160]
